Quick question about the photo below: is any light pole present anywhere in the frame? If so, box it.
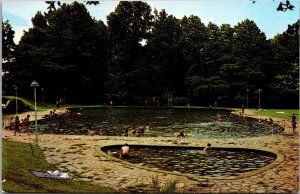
[31,80,39,146]
[63,88,66,106]
[15,86,18,114]
[246,88,249,108]
[187,89,190,107]
[42,88,45,107]
[258,88,261,109]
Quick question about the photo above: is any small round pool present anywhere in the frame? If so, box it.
[101,145,277,177]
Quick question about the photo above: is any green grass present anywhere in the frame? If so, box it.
[2,139,114,193]
[249,109,299,120]
[3,96,55,112]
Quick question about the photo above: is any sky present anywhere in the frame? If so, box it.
[2,0,299,44]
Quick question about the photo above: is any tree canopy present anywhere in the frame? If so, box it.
[2,2,299,108]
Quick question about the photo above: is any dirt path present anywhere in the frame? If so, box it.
[2,108,299,193]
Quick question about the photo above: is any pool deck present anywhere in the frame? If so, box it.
[2,109,299,193]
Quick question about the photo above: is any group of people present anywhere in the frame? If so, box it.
[7,115,31,136]
[49,109,58,117]
[259,118,273,125]
[56,97,65,109]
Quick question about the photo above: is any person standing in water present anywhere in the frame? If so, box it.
[120,143,130,158]
[203,143,212,155]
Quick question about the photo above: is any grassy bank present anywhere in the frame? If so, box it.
[2,139,114,192]
[249,109,299,120]
[3,96,54,112]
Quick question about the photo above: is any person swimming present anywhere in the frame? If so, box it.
[203,143,212,155]
[177,130,185,138]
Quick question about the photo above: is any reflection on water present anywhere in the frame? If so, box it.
[104,146,276,177]
[37,107,283,138]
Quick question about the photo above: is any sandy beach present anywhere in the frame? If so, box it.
[2,108,299,193]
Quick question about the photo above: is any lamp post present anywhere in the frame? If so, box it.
[15,86,18,114]
[30,80,39,146]
[41,88,45,107]
[63,88,66,106]
[187,89,190,107]
[246,88,249,108]
[258,88,262,110]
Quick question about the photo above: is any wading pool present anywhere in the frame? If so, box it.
[101,145,277,177]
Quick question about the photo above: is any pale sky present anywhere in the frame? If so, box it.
[2,0,300,44]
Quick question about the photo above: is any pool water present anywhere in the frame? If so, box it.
[103,145,276,177]
[37,107,283,138]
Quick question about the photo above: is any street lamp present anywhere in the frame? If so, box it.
[14,86,18,114]
[258,88,262,110]
[30,80,39,146]
[187,89,190,107]
[63,88,66,106]
[246,88,249,108]
[41,88,45,107]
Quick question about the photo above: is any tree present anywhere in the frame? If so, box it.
[2,20,16,95]
[2,20,16,71]
[146,9,185,101]
[268,20,299,107]
[250,0,295,11]
[11,2,109,103]
[180,15,210,104]
[106,1,153,104]
[46,1,99,11]
[220,19,269,106]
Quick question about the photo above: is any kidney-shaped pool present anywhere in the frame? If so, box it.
[101,145,277,177]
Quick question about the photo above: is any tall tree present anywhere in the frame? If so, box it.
[2,20,16,95]
[106,1,153,104]
[11,2,109,103]
[268,20,299,107]
[220,19,269,106]
[180,16,210,104]
[146,9,185,101]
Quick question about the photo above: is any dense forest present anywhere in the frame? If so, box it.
[2,2,299,108]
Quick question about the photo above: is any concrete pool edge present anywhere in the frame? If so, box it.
[96,144,284,180]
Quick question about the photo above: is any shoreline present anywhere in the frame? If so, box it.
[2,107,299,192]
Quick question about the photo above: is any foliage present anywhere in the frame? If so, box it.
[6,2,109,103]
[2,2,299,108]
[46,1,99,11]
[2,139,114,192]
[250,0,295,11]
[161,179,178,193]
[2,20,16,94]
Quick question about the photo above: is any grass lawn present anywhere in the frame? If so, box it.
[2,139,114,193]
[249,109,299,120]
[3,96,54,112]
